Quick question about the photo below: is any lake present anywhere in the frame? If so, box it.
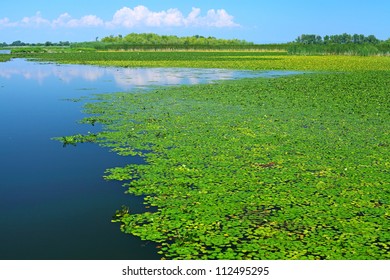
[0,50,11,55]
[0,58,297,259]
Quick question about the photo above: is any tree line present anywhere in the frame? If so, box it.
[294,33,386,44]
[3,32,390,55]
[0,41,71,47]
[100,33,254,46]
[288,33,390,55]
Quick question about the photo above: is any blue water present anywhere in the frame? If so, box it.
[0,59,297,260]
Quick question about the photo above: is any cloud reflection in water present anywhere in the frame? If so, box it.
[0,59,258,91]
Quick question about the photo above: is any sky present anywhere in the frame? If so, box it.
[1,0,389,44]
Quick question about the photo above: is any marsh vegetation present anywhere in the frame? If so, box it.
[2,35,389,259]
[38,51,389,259]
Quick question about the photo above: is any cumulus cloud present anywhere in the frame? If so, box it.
[107,6,239,28]
[0,17,17,28]
[66,15,104,28]
[185,7,240,27]
[107,6,186,28]
[52,13,72,27]
[20,12,51,27]
[0,6,239,29]
[51,13,104,28]
[205,9,238,27]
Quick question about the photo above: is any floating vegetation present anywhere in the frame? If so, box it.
[0,54,11,62]
[78,116,113,126]
[65,70,389,260]
[61,98,83,102]
[52,132,98,147]
[49,52,389,259]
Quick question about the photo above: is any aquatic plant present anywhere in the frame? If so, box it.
[52,132,98,147]
[70,70,389,260]
[49,52,389,259]
[0,54,11,62]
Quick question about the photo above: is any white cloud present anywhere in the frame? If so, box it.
[185,8,202,26]
[107,6,185,28]
[205,9,238,27]
[51,13,104,28]
[107,6,239,28]
[0,17,18,28]
[20,12,51,27]
[183,7,239,27]
[0,6,239,30]
[67,15,104,28]
[52,13,72,27]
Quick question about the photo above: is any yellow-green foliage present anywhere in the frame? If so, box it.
[86,55,390,71]
[24,51,390,71]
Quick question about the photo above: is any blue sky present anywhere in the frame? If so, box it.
[1,0,389,44]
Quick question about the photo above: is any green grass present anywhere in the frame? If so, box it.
[40,51,390,259]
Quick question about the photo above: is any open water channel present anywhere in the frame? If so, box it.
[0,58,296,259]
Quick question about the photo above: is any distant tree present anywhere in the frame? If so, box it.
[365,35,379,44]
[11,40,25,46]
[352,34,365,44]
[101,33,253,46]
[323,35,330,44]
[59,41,70,46]
[340,33,352,44]
[101,35,116,43]
[296,34,319,44]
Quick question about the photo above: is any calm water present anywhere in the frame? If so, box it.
[0,59,296,260]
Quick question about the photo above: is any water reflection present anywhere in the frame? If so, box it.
[0,59,271,91]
